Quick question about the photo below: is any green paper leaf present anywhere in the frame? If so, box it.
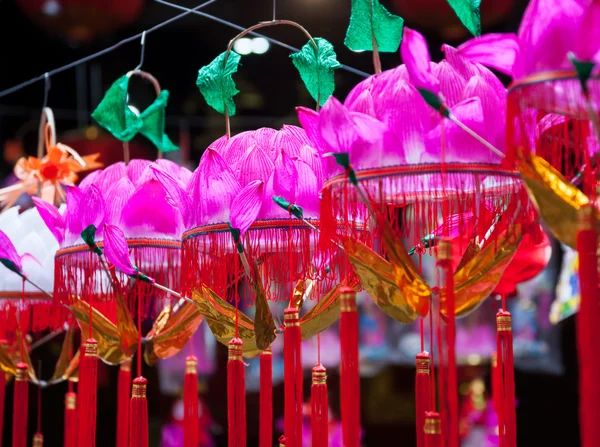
[291,38,341,106]
[447,0,481,37]
[196,51,242,116]
[344,0,404,53]
[0,259,22,275]
[417,89,451,118]
[226,222,244,254]
[272,196,304,220]
[91,75,179,153]
[325,152,358,185]
[81,225,102,256]
[408,235,437,256]
[133,268,153,283]
[568,52,596,93]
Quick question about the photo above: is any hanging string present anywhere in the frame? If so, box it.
[37,361,43,434]
[0,0,368,100]
[273,0,276,21]
[20,277,25,360]
[137,287,142,377]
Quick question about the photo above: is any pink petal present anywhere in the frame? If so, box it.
[296,107,329,154]
[238,144,275,187]
[103,224,138,276]
[222,131,254,172]
[96,162,127,197]
[270,126,307,159]
[298,145,324,187]
[347,90,376,115]
[576,2,600,61]
[64,185,84,242]
[457,33,521,77]
[0,230,22,272]
[462,75,505,149]
[194,148,242,225]
[344,75,379,111]
[442,44,480,79]
[423,98,487,163]
[32,197,65,244]
[273,150,298,204]
[127,159,152,186]
[230,180,265,235]
[401,27,439,94]
[78,170,101,189]
[518,0,584,75]
[104,177,135,225]
[348,112,387,169]
[80,185,105,233]
[150,165,193,228]
[20,253,42,269]
[155,159,185,185]
[254,128,278,162]
[433,61,467,107]
[294,160,319,218]
[280,125,311,146]
[179,166,193,185]
[318,97,359,154]
[121,180,183,238]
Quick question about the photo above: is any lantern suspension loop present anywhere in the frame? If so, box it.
[37,106,55,159]
[273,0,276,21]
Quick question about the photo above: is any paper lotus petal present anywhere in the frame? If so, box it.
[64,185,83,239]
[456,33,521,76]
[253,127,279,162]
[32,197,65,244]
[103,224,138,276]
[78,170,101,190]
[95,162,127,198]
[121,180,182,238]
[273,151,299,204]
[401,27,440,95]
[126,159,152,185]
[79,185,105,236]
[294,160,320,218]
[296,107,329,154]
[238,145,274,187]
[576,2,600,61]
[230,180,265,234]
[0,230,22,273]
[433,61,467,108]
[104,177,135,225]
[150,165,193,228]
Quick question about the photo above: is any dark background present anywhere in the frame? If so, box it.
[0,0,581,445]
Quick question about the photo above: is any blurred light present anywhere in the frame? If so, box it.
[85,126,99,140]
[128,104,140,116]
[42,0,61,16]
[233,38,253,55]
[251,37,270,55]
[466,354,482,366]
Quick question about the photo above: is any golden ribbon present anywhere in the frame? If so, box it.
[252,260,277,351]
[115,291,139,358]
[144,298,204,366]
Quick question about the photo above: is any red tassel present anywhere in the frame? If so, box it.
[227,338,246,447]
[0,359,5,447]
[339,287,360,447]
[64,389,77,447]
[318,187,337,253]
[576,204,600,447]
[184,356,199,447]
[415,352,431,447]
[437,239,459,447]
[491,353,505,447]
[424,412,442,447]
[129,377,148,447]
[496,311,516,447]
[284,307,303,447]
[32,434,43,447]
[12,362,28,447]
[310,364,328,447]
[259,348,273,447]
[77,338,98,447]
[116,359,131,447]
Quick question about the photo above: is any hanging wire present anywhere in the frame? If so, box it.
[135,31,147,71]
[0,0,219,99]
[0,0,370,100]
[155,0,371,78]
[42,73,50,109]
[273,0,276,21]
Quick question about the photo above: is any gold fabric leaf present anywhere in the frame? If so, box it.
[252,261,277,351]
[144,298,204,366]
[115,291,139,358]
[190,286,260,358]
[51,325,76,381]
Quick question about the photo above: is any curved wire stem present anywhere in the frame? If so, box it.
[222,20,319,136]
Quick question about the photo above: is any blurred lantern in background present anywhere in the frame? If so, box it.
[16,0,143,43]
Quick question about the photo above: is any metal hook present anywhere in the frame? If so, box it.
[43,72,50,109]
[135,31,147,71]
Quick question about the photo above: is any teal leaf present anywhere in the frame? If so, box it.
[568,52,596,93]
[291,38,341,106]
[417,89,450,118]
[81,225,102,256]
[0,259,22,275]
[196,51,242,116]
[226,222,244,254]
[447,0,481,37]
[325,152,358,185]
[344,0,404,53]
[272,196,304,220]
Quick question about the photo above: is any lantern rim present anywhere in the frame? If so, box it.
[55,237,181,259]
[508,69,600,93]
